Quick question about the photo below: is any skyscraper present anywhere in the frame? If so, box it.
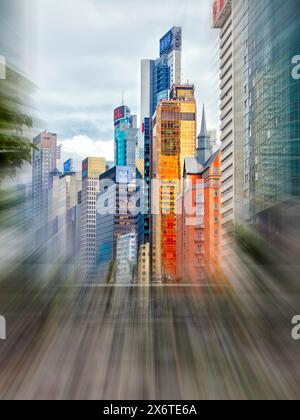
[212,0,245,258]
[114,105,138,167]
[96,166,143,283]
[32,131,58,246]
[159,26,182,87]
[151,84,197,282]
[138,26,183,254]
[49,168,81,263]
[140,26,182,123]
[213,0,300,261]
[116,233,138,284]
[243,0,300,258]
[80,157,106,281]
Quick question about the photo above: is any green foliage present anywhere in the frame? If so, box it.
[234,224,271,264]
[0,65,34,180]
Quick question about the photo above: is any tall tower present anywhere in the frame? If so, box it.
[96,166,143,283]
[80,157,106,282]
[197,106,212,166]
[213,0,244,260]
[151,84,197,282]
[32,131,58,246]
[140,26,183,123]
[159,26,182,87]
[114,105,138,167]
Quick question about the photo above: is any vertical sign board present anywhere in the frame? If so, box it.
[213,0,229,27]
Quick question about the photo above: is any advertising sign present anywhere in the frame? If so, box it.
[160,29,173,56]
[82,159,88,179]
[114,106,126,123]
[64,158,73,173]
[212,0,231,28]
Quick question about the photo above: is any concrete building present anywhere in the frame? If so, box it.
[32,131,58,246]
[151,84,197,282]
[49,169,82,263]
[116,233,138,284]
[138,243,151,285]
[80,157,106,282]
[212,0,245,258]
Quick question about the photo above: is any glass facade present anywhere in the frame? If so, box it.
[244,0,300,227]
[96,166,143,283]
[114,106,138,167]
[151,86,197,282]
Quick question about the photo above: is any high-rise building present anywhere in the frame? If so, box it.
[140,26,182,123]
[138,26,183,255]
[140,59,155,124]
[212,0,245,258]
[213,0,300,262]
[151,84,197,282]
[243,0,300,258]
[80,157,106,281]
[114,105,138,167]
[32,131,58,246]
[138,243,151,285]
[116,233,138,284]
[96,166,143,283]
[159,26,182,87]
[49,169,82,263]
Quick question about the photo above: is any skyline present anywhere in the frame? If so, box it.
[23,0,220,169]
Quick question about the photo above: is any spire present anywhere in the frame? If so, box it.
[200,104,208,136]
[197,105,212,166]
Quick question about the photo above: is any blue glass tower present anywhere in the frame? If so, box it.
[114,105,138,167]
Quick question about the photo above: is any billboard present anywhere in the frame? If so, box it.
[212,0,231,28]
[160,29,173,56]
[82,159,88,179]
[114,106,126,124]
[64,158,73,173]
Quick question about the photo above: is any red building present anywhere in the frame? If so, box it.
[176,109,221,283]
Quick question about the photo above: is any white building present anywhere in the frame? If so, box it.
[50,171,81,262]
[116,233,138,285]
[80,157,106,282]
[32,131,58,247]
[212,0,244,257]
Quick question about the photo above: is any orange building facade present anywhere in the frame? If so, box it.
[177,150,221,283]
[151,85,197,282]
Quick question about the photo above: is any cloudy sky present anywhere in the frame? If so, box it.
[24,0,220,170]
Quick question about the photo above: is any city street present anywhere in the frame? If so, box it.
[0,275,299,400]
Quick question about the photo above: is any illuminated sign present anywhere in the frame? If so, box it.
[82,159,88,179]
[160,30,173,56]
[114,106,126,123]
[212,0,231,28]
[64,158,73,173]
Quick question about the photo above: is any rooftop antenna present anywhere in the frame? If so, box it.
[121,90,125,106]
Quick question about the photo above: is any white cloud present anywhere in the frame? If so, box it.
[60,135,114,171]
[24,0,220,145]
